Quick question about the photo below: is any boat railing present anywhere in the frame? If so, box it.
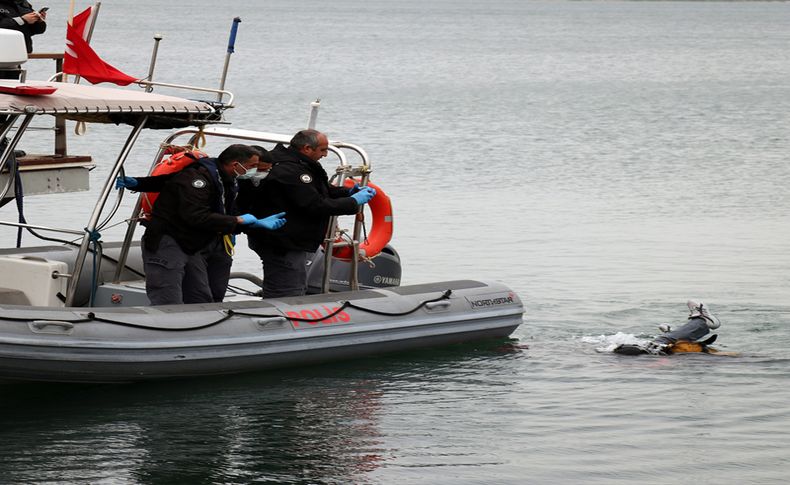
[0,219,85,237]
[137,80,235,108]
[46,72,236,108]
[0,114,34,202]
[322,141,373,293]
[66,116,148,306]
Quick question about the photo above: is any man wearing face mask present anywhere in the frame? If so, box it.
[238,130,376,299]
[236,145,273,198]
[248,145,273,184]
[115,144,287,305]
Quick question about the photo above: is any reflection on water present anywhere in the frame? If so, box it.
[0,374,386,484]
[0,342,518,484]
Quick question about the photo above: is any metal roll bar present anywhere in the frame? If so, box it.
[65,116,148,306]
[135,80,235,107]
[0,220,86,236]
[0,114,33,202]
[321,142,374,292]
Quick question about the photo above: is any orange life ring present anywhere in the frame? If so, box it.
[140,149,208,219]
[331,179,393,261]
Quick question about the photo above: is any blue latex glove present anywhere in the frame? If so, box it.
[250,212,286,230]
[115,176,138,190]
[237,213,258,225]
[348,182,362,195]
[350,186,376,206]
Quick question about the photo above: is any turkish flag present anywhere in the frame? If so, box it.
[63,7,138,86]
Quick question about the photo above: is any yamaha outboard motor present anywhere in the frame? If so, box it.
[306,244,402,294]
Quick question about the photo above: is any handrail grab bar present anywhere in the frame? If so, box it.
[0,220,85,236]
[0,114,35,202]
[44,75,235,107]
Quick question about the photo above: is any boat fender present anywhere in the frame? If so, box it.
[330,179,394,261]
[140,149,209,219]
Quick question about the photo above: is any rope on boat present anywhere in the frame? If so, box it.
[231,289,453,322]
[0,310,234,331]
[0,290,453,330]
[13,154,26,248]
[85,227,103,307]
[85,310,235,331]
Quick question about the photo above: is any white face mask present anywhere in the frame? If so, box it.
[250,171,269,185]
[235,165,258,180]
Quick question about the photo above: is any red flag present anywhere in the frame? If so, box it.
[63,7,138,86]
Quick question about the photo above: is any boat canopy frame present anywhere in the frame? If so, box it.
[0,81,221,305]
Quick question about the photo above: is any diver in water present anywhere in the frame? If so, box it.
[615,300,721,355]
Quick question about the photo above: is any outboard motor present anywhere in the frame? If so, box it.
[306,244,402,294]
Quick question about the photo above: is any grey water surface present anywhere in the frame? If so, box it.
[2,0,790,483]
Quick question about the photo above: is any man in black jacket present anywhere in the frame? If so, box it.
[238,130,376,298]
[0,0,46,53]
[116,144,286,305]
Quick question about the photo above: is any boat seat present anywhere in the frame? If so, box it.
[0,255,68,307]
[0,287,30,305]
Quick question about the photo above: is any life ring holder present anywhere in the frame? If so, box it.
[330,178,393,261]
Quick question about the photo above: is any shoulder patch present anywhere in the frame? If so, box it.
[299,174,313,184]
[192,179,207,189]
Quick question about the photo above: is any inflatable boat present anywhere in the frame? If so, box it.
[0,275,521,383]
[0,34,523,383]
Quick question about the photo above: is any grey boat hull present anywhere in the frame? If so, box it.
[0,280,523,383]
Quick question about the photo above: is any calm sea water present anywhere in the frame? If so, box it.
[2,0,790,483]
